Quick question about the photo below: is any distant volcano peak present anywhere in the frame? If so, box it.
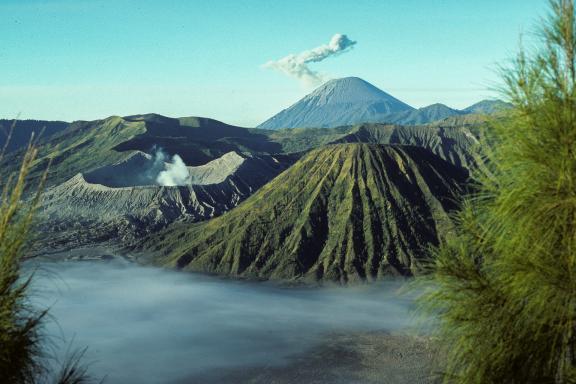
[257,77,414,129]
[308,77,410,106]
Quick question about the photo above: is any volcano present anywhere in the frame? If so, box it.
[257,77,415,129]
[142,143,468,283]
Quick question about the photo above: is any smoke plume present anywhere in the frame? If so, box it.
[156,153,190,186]
[263,33,357,86]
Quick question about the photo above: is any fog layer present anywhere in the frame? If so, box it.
[30,260,417,384]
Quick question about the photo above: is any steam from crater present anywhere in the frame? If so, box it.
[156,153,190,186]
[144,147,190,187]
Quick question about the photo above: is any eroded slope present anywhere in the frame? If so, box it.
[142,144,468,283]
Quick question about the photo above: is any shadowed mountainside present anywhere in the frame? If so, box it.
[0,119,69,152]
[116,114,282,165]
[330,124,480,169]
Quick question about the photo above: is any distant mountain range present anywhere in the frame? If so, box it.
[463,99,512,114]
[258,77,511,129]
[1,113,482,192]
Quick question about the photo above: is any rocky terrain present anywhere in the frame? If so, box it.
[36,150,294,253]
[194,331,438,384]
[140,143,468,283]
[329,123,480,169]
[259,122,484,170]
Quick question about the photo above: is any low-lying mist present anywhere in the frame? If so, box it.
[29,260,419,384]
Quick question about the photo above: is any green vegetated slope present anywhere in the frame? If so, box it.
[141,143,468,284]
[0,112,484,192]
[0,116,147,189]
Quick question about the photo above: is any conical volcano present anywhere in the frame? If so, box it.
[257,77,414,129]
[143,143,468,283]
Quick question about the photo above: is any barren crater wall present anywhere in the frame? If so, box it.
[83,150,248,188]
[83,151,161,187]
[37,150,295,250]
[187,152,246,185]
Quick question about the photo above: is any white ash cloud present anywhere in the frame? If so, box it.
[156,154,190,186]
[146,147,190,186]
[263,33,357,87]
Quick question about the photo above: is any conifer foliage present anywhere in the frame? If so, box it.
[421,1,576,383]
[0,134,95,383]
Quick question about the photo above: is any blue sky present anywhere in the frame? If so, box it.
[1,0,545,126]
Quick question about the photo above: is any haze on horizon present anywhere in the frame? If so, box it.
[1,0,545,126]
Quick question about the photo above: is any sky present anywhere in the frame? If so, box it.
[1,0,546,127]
